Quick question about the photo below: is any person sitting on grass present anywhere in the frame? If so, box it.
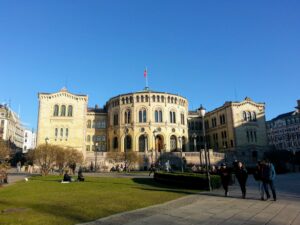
[77,167,85,182]
[63,170,72,182]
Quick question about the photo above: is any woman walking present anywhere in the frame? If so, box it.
[235,161,248,199]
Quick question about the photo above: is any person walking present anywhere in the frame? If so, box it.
[219,163,231,197]
[253,161,265,200]
[262,160,277,201]
[235,161,248,199]
[149,163,156,176]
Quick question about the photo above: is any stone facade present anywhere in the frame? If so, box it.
[37,88,88,157]
[0,104,24,149]
[266,100,300,152]
[188,97,268,165]
[36,88,189,166]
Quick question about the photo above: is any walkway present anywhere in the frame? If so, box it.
[79,173,300,225]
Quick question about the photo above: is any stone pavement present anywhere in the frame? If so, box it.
[79,173,300,225]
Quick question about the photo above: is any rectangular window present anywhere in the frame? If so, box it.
[86,145,90,151]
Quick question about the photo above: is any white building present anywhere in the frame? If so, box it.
[23,129,36,153]
[0,104,25,149]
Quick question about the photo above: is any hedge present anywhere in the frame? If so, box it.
[154,172,221,190]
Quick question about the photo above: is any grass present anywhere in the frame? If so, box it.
[0,176,197,225]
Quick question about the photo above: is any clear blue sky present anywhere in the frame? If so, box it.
[0,0,299,130]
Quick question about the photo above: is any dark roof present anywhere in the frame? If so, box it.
[268,111,295,122]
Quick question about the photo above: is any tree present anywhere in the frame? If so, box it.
[32,144,84,176]
[33,144,59,176]
[106,151,143,171]
[0,140,10,173]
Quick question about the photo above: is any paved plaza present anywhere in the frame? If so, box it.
[80,173,300,225]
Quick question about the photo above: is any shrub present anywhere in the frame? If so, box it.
[154,171,221,190]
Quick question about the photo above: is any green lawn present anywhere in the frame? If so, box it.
[0,176,196,225]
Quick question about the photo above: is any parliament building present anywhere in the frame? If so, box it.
[37,88,268,167]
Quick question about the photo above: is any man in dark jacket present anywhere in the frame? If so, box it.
[235,161,248,199]
[219,163,231,197]
[262,160,277,201]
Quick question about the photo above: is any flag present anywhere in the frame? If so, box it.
[144,68,147,78]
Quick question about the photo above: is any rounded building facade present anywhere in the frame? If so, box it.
[106,89,189,154]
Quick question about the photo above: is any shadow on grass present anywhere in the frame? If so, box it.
[132,178,199,194]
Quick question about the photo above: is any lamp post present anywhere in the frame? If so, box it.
[95,142,98,172]
[192,133,201,166]
[153,129,158,163]
[178,136,183,172]
[197,105,212,191]
[124,126,129,172]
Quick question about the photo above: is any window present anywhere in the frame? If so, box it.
[86,145,90,151]
[124,135,132,150]
[220,114,226,124]
[60,128,63,137]
[212,117,217,127]
[170,111,176,123]
[155,110,163,123]
[139,135,146,152]
[125,109,131,124]
[247,111,252,121]
[87,135,91,142]
[87,120,91,128]
[113,113,119,126]
[113,137,118,149]
[60,105,66,116]
[55,128,58,138]
[136,96,140,102]
[152,96,155,102]
[53,105,59,116]
[68,105,73,117]
[66,128,69,138]
[252,112,256,121]
[181,113,185,125]
[139,109,147,123]
[170,135,177,151]
[243,111,247,121]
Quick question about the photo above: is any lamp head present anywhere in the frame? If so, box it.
[197,104,206,117]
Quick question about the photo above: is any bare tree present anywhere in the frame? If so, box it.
[33,144,59,176]
[106,151,143,171]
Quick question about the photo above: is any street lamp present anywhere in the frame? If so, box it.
[153,129,158,163]
[197,105,212,191]
[124,126,129,172]
[178,136,183,172]
[95,142,98,172]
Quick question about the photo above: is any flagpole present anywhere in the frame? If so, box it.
[145,67,149,90]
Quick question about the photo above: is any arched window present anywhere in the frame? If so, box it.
[122,98,125,104]
[65,128,69,137]
[53,105,59,116]
[60,128,63,137]
[170,135,177,151]
[139,135,146,152]
[152,96,155,102]
[55,128,58,138]
[252,112,256,121]
[87,120,91,128]
[170,111,176,123]
[136,96,140,102]
[67,105,73,117]
[124,135,132,150]
[161,96,164,102]
[157,95,160,102]
[141,96,144,102]
[113,137,118,149]
[155,109,163,123]
[247,111,252,121]
[113,113,119,126]
[124,109,131,124]
[181,113,185,125]
[87,135,91,142]
[60,105,66,116]
[145,96,149,102]
[243,111,247,121]
[139,109,147,123]
[171,97,174,103]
